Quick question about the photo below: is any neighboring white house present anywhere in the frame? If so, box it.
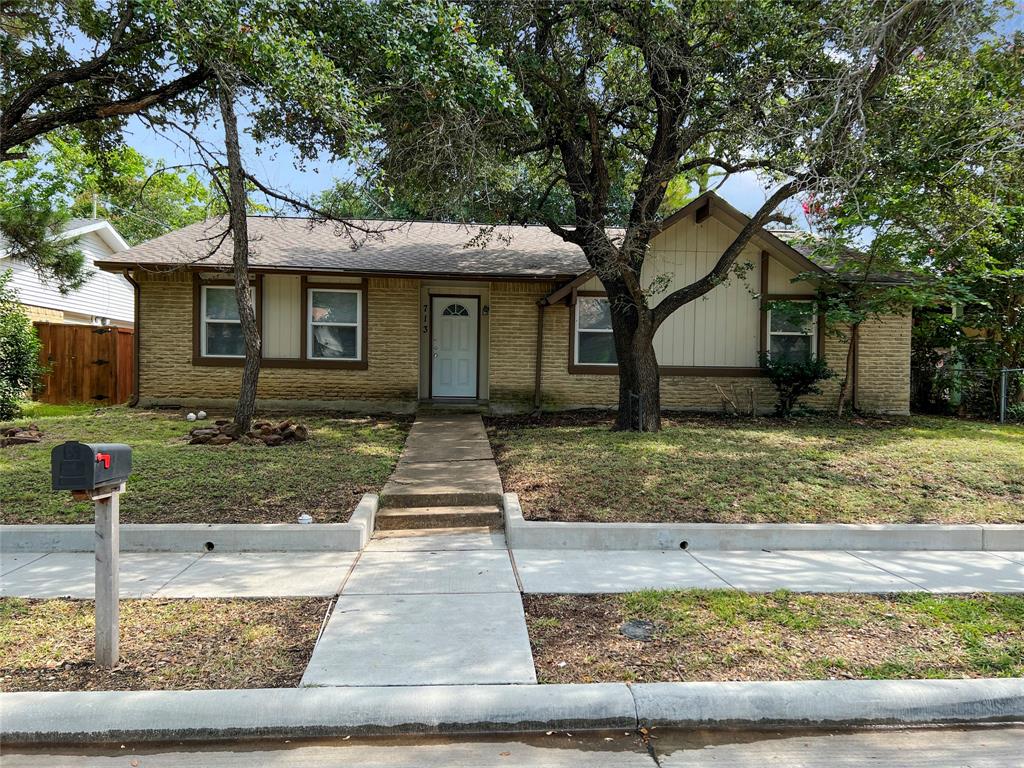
[1,218,134,327]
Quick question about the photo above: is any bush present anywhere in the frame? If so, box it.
[759,353,835,417]
[0,270,43,421]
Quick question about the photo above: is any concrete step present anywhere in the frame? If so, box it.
[375,506,503,531]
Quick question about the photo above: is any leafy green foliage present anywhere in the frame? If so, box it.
[759,353,835,417]
[0,271,44,420]
[1,130,214,253]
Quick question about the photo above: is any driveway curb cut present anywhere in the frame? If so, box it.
[2,679,1022,745]
[503,493,1024,552]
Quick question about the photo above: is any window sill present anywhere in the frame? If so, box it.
[568,364,765,378]
[191,356,368,371]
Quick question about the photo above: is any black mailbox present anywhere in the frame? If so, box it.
[51,441,132,492]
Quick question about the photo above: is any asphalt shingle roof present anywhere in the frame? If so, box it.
[95,216,594,279]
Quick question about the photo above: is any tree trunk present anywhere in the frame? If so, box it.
[218,81,261,433]
[836,322,859,416]
[608,287,661,431]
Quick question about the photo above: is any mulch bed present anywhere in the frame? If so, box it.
[0,597,329,691]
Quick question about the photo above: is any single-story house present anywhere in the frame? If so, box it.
[94,191,911,415]
[2,218,134,327]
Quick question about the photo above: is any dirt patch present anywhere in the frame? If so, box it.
[0,597,329,691]
[524,592,1024,683]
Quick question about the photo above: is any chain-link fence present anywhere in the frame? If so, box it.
[912,363,1024,423]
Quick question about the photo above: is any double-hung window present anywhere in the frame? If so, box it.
[574,296,617,365]
[767,302,817,363]
[201,285,250,358]
[308,288,361,360]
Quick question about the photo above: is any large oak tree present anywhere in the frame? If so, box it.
[378,0,1008,430]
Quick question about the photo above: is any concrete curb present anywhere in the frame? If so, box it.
[2,679,1022,745]
[503,493,1024,552]
[0,494,378,553]
[631,679,1024,728]
[0,684,636,744]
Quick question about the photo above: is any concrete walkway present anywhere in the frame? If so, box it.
[379,414,503,509]
[0,551,357,598]
[301,529,536,686]
[3,547,1022,598]
[514,548,1024,594]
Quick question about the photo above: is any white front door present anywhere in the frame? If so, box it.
[431,297,479,398]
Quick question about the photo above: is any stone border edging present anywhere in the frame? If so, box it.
[503,493,1024,552]
[2,679,1021,745]
[0,494,378,553]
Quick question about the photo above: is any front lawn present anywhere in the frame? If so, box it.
[0,597,327,691]
[488,412,1024,524]
[0,405,410,524]
[526,591,1024,683]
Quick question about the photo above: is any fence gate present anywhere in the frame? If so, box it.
[33,323,134,405]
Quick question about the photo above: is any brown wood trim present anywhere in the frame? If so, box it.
[99,262,579,284]
[191,356,368,370]
[764,293,818,301]
[191,275,258,366]
[569,363,764,378]
[695,199,711,223]
[567,288,766,378]
[576,289,608,297]
[427,294,481,400]
[300,277,369,368]
[759,251,769,357]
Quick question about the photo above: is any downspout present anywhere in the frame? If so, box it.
[123,270,141,407]
[851,325,860,412]
[532,299,547,413]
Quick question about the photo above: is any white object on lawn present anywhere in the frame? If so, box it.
[186,412,197,422]
[298,513,313,525]
[197,410,208,420]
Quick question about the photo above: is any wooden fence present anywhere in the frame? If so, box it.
[33,323,135,405]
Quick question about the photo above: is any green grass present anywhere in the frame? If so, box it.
[0,405,409,524]
[525,591,1024,683]
[490,413,1024,524]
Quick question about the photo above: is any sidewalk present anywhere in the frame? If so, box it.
[3,547,1022,598]
[301,529,536,686]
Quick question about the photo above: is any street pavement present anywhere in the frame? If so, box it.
[3,726,1022,767]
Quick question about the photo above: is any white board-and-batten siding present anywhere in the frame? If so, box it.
[579,217,812,369]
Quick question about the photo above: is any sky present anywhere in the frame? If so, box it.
[117,5,1024,233]
[123,112,813,229]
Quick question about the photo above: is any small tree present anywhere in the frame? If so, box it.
[0,270,43,420]
[760,353,835,418]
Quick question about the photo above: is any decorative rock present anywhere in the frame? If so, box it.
[186,413,197,422]
[261,433,284,447]
[189,427,219,438]
[277,419,293,432]
[197,410,208,420]
[215,419,230,426]
[221,423,245,439]
[291,424,310,441]
[208,434,233,445]
[189,434,213,445]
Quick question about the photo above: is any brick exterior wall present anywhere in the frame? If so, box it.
[136,271,419,406]
[135,271,910,414]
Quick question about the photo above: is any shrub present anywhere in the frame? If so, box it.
[759,353,835,417]
[0,270,43,421]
